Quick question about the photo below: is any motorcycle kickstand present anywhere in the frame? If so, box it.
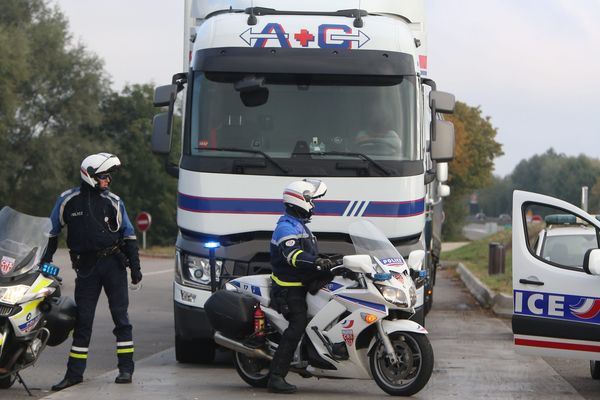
[15,372,33,397]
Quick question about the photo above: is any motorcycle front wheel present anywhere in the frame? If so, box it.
[0,374,16,389]
[233,352,270,388]
[370,331,434,396]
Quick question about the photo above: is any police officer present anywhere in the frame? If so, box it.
[42,153,142,391]
[268,179,335,394]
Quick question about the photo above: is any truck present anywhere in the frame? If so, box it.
[151,0,455,363]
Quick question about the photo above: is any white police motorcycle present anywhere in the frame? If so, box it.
[206,220,433,396]
[0,207,75,394]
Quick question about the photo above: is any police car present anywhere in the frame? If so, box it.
[533,214,598,269]
[512,191,600,380]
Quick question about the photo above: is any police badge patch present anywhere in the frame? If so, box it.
[285,240,296,247]
[0,256,16,275]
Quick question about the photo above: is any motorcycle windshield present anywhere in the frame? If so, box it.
[0,207,51,278]
[349,220,407,273]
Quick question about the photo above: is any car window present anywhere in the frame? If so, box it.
[522,202,600,271]
[540,234,597,269]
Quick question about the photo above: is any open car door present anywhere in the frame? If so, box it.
[512,190,600,363]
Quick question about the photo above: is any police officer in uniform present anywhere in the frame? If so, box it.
[42,153,142,391]
[268,179,335,394]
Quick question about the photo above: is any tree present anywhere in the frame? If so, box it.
[442,102,503,239]
[511,149,600,206]
[0,0,109,215]
[98,85,178,245]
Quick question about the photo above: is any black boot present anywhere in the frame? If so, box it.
[51,377,82,391]
[115,371,132,384]
[268,374,297,394]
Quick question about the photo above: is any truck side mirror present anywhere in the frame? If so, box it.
[583,248,600,275]
[430,91,455,114]
[153,84,178,107]
[431,119,455,162]
[152,112,172,154]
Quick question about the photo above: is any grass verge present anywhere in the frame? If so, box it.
[442,229,513,295]
[139,246,175,258]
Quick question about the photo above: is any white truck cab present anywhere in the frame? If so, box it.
[153,0,455,363]
[512,190,600,378]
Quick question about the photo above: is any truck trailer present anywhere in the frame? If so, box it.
[151,0,455,363]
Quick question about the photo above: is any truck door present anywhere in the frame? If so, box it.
[512,190,600,360]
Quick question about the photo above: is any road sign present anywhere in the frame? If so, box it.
[136,212,152,232]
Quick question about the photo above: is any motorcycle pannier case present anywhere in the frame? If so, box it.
[44,296,77,346]
[205,290,257,338]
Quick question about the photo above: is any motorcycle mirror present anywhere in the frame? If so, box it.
[407,250,425,271]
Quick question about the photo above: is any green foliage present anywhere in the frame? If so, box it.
[478,149,600,216]
[442,102,503,239]
[0,0,177,246]
[99,85,178,245]
[443,229,513,294]
[0,0,108,216]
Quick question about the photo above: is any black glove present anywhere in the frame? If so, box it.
[315,257,335,272]
[130,268,143,285]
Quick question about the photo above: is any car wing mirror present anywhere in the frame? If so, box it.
[584,248,600,275]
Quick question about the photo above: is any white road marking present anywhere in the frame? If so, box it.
[143,268,172,277]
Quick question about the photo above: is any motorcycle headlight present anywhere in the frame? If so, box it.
[376,284,408,307]
[184,254,222,287]
[0,285,30,305]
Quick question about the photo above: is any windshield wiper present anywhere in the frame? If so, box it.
[294,151,391,176]
[195,147,289,174]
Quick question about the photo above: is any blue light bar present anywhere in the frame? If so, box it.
[544,214,576,225]
[204,241,221,249]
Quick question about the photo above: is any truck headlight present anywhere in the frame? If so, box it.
[184,254,222,286]
[376,284,408,307]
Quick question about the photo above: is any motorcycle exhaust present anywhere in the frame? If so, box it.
[213,332,272,361]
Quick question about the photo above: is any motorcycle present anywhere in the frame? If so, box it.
[0,206,76,394]
[205,219,434,396]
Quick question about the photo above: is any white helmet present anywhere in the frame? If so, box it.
[80,153,121,188]
[283,179,327,215]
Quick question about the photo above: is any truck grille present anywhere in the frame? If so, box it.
[0,304,13,317]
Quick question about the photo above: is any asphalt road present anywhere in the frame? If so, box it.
[4,252,600,399]
[5,249,175,399]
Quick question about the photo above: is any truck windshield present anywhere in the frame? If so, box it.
[188,73,418,164]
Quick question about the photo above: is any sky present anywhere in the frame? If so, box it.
[53,0,600,177]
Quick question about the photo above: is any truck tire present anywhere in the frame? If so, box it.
[590,361,600,379]
[175,335,215,364]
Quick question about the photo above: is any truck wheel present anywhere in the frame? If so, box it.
[175,335,215,364]
[590,361,600,379]
[0,374,16,389]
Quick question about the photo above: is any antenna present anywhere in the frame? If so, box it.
[354,0,364,28]
[247,0,257,25]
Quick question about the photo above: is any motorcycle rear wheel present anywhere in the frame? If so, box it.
[370,332,433,396]
[233,352,270,388]
[0,374,16,389]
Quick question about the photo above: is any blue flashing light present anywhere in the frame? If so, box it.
[373,273,392,281]
[204,241,221,249]
[40,263,60,277]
